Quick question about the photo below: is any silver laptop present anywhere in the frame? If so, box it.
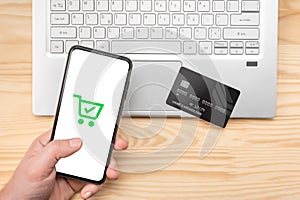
[33,0,278,118]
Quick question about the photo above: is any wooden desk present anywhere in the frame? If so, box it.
[1,1,300,199]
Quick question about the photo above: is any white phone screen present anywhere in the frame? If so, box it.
[53,47,131,182]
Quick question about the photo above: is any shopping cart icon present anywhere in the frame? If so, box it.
[73,94,104,127]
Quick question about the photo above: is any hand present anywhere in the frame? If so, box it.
[0,130,128,200]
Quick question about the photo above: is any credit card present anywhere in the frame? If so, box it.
[166,67,241,128]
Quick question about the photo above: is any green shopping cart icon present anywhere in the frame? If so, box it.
[73,94,104,127]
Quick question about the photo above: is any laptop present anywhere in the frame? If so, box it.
[32,0,278,118]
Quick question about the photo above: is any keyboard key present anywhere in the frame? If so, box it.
[96,0,109,11]
[230,48,244,55]
[166,27,178,39]
[209,27,221,40]
[96,40,110,52]
[187,14,199,26]
[144,14,156,25]
[65,40,79,52]
[169,1,181,12]
[158,14,170,26]
[231,13,260,26]
[199,42,212,55]
[141,0,152,11]
[184,41,197,54]
[126,0,138,11]
[137,27,149,39]
[224,28,259,40]
[216,14,228,26]
[246,48,259,55]
[51,14,69,25]
[71,13,84,25]
[122,27,134,39]
[242,1,260,12]
[154,0,167,12]
[151,27,163,39]
[202,14,214,26]
[51,0,66,11]
[215,48,228,55]
[172,14,185,26]
[129,13,142,25]
[183,0,196,12]
[94,27,106,39]
[86,13,98,25]
[115,13,127,25]
[80,40,94,48]
[79,27,91,38]
[111,41,181,54]
[198,0,210,12]
[50,40,64,53]
[100,13,113,25]
[108,27,120,39]
[246,41,259,48]
[212,1,225,12]
[180,27,192,39]
[111,0,123,11]
[215,41,228,48]
[82,0,94,11]
[227,0,239,12]
[67,0,80,11]
[194,27,206,39]
[230,41,244,48]
[51,27,76,38]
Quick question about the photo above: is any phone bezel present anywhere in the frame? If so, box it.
[51,45,132,185]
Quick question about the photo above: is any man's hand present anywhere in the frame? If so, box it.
[0,130,128,200]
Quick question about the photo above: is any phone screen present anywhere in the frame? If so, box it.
[52,46,131,183]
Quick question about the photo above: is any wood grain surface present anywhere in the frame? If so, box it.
[0,0,300,199]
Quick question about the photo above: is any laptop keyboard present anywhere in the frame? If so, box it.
[49,0,260,55]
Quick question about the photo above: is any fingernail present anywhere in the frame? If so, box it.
[84,191,92,199]
[69,138,81,148]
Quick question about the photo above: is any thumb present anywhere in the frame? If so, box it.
[41,138,82,169]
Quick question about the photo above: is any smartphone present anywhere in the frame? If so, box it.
[51,46,132,184]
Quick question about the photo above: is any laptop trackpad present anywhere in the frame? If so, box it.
[123,61,181,114]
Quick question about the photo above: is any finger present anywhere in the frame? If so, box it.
[106,157,120,180]
[56,177,86,198]
[40,138,82,169]
[106,167,120,180]
[63,177,86,193]
[114,137,128,151]
[37,129,53,146]
[80,184,103,199]
[27,130,52,154]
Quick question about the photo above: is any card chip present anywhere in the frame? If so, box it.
[180,80,190,89]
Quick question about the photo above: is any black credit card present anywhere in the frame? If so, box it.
[166,67,241,128]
